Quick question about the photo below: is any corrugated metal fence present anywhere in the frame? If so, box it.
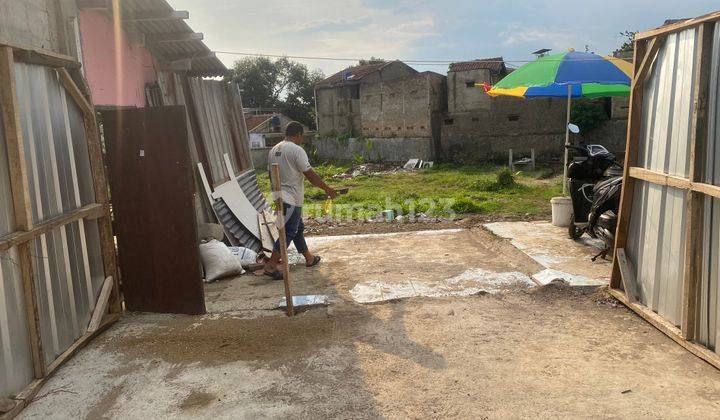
[621,20,720,359]
[1,62,109,397]
[698,21,720,352]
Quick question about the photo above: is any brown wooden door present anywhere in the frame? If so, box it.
[103,106,205,315]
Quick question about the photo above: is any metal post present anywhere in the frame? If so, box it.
[530,148,536,171]
[508,149,513,171]
[563,84,572,196]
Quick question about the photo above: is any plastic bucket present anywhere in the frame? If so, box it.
[550,196,573,227]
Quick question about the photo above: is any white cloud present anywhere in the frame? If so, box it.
[168,0,438,76]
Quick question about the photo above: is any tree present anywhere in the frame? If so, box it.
[614,30,636,54]
[228,57,325,129]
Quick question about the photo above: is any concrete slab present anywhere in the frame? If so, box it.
[484,221,610,286]
[349,269,534,303]
[15,228,720,419]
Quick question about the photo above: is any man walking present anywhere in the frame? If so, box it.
[263,121,337,279]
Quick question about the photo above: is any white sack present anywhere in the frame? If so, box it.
[199,240,244,282]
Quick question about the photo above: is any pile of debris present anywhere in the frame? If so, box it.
[334,158,434,179]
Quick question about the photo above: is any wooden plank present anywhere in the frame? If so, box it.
[0,39,80,68]
[271,163,294,317]
[628,167,720,198]
[608,288,720,371]
[0,203,105,252]
[611,38,649,289]
[56,67,94,118]
[681,23,713,340]
[87,277,114,332]
[78,88,120,313]
[628,167,692,189]
[691,182,720,198]
[636,10,720,41]
[616,249,638,303]
[0,46,45,379]
[632,37,662,91]
[0,312,121,420]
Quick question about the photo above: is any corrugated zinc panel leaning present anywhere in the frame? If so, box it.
[188,78,240,184]
[12,62,106,367]
[626,27,700,327]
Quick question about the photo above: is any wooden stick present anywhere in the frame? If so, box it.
[270,163,294,316]
[87,277,114,333]
[608,288,720,371]
[0,203,105,252]
[0,46,45,379]
[681,23,713,340]
[610,38,651,289]
[616,249,638,303]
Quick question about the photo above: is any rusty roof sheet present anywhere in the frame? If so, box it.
[316,61,397,87]
[449,57,506,74]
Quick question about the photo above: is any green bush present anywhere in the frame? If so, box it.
[494,167,516,188]
[451,197,485,214]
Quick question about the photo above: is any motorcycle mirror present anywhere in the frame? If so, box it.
[568,123,580,134]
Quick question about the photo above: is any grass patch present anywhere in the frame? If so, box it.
[257,163,562,220]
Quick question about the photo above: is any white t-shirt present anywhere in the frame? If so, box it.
[268,140,312,206]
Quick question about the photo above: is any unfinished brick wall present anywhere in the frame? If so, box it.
[441,97,569,161]
[315,61,418,137]
[448,68,494,113]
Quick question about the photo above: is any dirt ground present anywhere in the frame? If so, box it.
[17,228,720,419]
[302,214,537,237]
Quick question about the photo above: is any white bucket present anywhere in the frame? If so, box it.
[550,196,573,227]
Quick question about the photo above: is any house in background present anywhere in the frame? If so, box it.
[447,57,507,113]
[244,109,310,168]
[314,60,421,136]
[244,109,309,148]
[314,61,447,161]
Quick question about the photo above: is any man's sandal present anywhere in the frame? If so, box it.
[263,270,284,280]
[306,255,321,267]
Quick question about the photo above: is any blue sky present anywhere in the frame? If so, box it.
[168,0,718,76]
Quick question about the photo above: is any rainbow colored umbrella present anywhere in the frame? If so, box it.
[483,51,632,195]
[486,51,632,98]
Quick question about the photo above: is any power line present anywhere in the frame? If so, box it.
[213,50,622,66]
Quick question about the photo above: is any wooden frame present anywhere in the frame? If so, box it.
[0,41,119,418]
[611,16,720,369]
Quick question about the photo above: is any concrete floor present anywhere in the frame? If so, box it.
[17,227,720,418]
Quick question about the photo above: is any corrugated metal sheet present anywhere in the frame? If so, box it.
[697,22,720,352]
[627,27,700,327]
[0,92,35,397]
[627,180,687,325]
[636,28,697,178]
[188,78,240,184]
[212,170,270,253]
[237,170,269,213]
[6,62,106,371]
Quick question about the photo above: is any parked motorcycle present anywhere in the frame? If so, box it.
[565,140,623,261]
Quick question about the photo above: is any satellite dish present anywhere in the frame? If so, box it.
[567,123,580,134]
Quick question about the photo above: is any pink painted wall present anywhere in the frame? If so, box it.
[78,10,157,107]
